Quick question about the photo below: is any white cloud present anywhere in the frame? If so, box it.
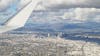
[1,0,100,11]
[39,0,100,23]
[0,0,100,24]
[30,8,100,24]
[0,0,16,11]
[7,0,100,10]
[14,0,100,10]
[41,0,100,9]
[59,8,100,23]
[0,0,32,11]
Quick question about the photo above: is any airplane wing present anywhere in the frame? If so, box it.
[0,26,19,33]
[0,0,40,33]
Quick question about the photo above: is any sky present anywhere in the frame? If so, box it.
[0,0,100,32]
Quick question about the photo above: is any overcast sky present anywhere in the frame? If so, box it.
[0,0,100,24]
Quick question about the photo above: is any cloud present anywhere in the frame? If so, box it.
[33,0,100,23]
[1,0,100,11]
[0,0,16,11]
[41,0,100,9]
[0,0,32,11]
[0,0,100,24]
[30,8,100,24]
[62,8,100,23]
